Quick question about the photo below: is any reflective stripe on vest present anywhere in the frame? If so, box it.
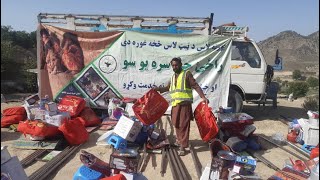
[169,70,193,106]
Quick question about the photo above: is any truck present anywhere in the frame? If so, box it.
[37,13,280,112]
[213,25,279,112]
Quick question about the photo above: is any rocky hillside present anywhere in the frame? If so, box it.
[257,30,319,72]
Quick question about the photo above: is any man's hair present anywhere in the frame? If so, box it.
[61,32,80,47]
[171,57,182,64]
[50,33,60,45]
[40,29,49,37]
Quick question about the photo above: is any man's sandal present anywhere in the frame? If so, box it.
[177,149,186,156]
[172,142,180,147]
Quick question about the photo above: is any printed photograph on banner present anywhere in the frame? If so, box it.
[94,88,120,108]
[76,67,108,99]
[39,25,123,101]
[54,83,83,102]
[40,28,84,75]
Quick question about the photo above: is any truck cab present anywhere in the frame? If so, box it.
[213,26,275,112]
[229,38,268,112]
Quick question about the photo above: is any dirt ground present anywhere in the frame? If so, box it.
[1,96,310,180]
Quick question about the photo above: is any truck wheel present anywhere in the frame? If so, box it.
[228,89,243,113]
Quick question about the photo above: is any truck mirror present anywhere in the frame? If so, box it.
[273,57,283,70]
[275,57,281,65]
[273,49,283,70]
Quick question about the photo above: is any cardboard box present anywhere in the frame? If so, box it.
[125,103,135,117]
[24,94,39,106]
[44,112,70,127]
[46,110,58,116]
[150,129,160,139]
[298,118,319,146]
[24,104,40,120]
[34,109,46,120]
[113,116,142,142]
[45,102,58,112]
[119,171,145,180]
[233,156,256,175]
[109,153,140,173]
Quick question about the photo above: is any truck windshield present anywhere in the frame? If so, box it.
[231,41,261,68]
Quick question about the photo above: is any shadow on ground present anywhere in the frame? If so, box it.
[2,93,34,102]
[189,139,209,153]
[1,130,22,142]
[243,103,308,121]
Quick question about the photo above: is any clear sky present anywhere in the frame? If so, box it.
[1,0,319,42]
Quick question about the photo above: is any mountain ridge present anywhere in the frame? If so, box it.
[257,30,319,72]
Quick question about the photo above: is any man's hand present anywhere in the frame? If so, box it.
[153,85,170,93]
[202,97,209,104]
[152,87,160,92]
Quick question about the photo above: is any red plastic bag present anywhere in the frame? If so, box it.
[58,118,89,145]
[100,174,127,180]
[78,107,101,127]
[122,97,137,103]
[310,145,319,159]
[194,102,219,142]
[17,120,61,137]
[132,89,169,125]
[3,107,26,116]
[1,115,26,128]
[57,95,86,117]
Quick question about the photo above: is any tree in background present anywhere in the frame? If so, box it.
[1,25,37,93]
[1,41,20,72]
[302,95,319,111]
[1,26,36,71]
[292,70,302,80]
[282,80,289,87]
[22,56,38,92]
[1,26,36,49]
[307,76,319,89]
[287,81,309,98]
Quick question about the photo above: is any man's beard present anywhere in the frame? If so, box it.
[173,68,182,74]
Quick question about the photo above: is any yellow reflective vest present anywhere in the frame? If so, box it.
[169,70,193,106]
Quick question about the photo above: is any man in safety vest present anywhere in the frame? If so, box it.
[154,57,208,156]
